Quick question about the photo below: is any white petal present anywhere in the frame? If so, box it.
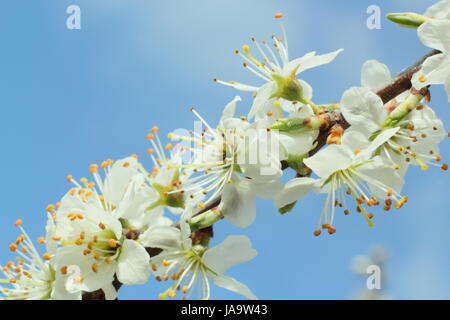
[117,240,151,285]
[341,87,386,133]
[417,20,450,53]
[211,275,257,300]
[361,60,392,92]
[51,270,82,300]
[248,82,276,119]
[425,0,450,20]
[203,235,257,275]
[102,283,118,300]
[250,179,284,200]
[114,174,155,220]
[220,179,256,228]
[45,214,58,255]
[341,128,371,151]
[284,49,344,75]
[220,96,242,124]
[274,177,319,208]
[304,145,354,179]
[139,226,182,251]
[357,156,405,199]
[55,246,116,292]
[412,54,450,89]
[445,77,450,102]
[103,157,139,206]
[278,131,319,157]
[358,127,400,162]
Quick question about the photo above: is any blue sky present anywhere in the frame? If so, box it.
[0,0,449,299]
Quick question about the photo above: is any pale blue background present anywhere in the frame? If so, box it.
[0,0,448,299]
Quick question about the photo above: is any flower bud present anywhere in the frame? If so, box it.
[386,12,432,28]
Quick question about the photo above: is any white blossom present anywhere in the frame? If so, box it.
[140,213,257,300]
[412,19,450,102]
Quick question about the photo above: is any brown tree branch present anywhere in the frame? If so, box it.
[82,49,438,300]
[376,49,440,104]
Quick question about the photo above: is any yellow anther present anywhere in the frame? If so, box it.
[42,253,51,261]
[105,257,112,264]
[274,12,283,19]
[37,237,45,244]
[182,285,189,294]
[108,239,117,248]
[147,148,155,154]
[75,238,83,246]
[151,126,159,133]
[91,263,99,273]
[354,149,362,155]
[165,143,173,151]
[60,266,68,275]
[267,110,273,116]
[123,162,130,168]
[167,290,176,298]
[46,204,55,213]
[163,275,169,281]
[9,278,16,284]
[131,154,138,159]
[242,45,250,53]
[152,264,157,271]
[69,188,76,196]
[9,244,17,252]
[74,276,84,283]
[89,164,99,173]
[101,161,109,168]
[146,133,154,140]
[197,202,205,209]
[419,75,426,83]
[163,260,171,267]
[159,293,166,300]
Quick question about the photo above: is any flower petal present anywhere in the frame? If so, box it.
[361,60,392,92]
[211,275,257,300]
[304,145,354,179]
[417,20,450,53]
[425,0,450,20]
[248,82,277,119]
[341,87,386,133]
[139,226,182,251]
[117,240,151,285]
[103,157,139,206]
[203,235,257,275]
[220,96,242,124]
[274,177,319,208]
[220,179,256,228]
[284,49,344,75]
[412,54,450,90]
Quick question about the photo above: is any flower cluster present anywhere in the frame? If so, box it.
[1,3,449,300]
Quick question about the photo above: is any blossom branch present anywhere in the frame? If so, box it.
[81,43,440,302]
